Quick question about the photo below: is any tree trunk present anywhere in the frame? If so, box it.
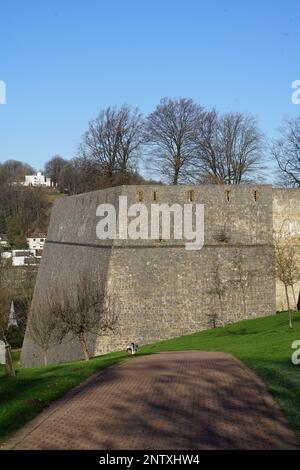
[291,285,297,310]
[78,333,90,361]
[43,351,48,366]
[5,344,16,377]
[242,289,247,317]
[173,161,179,185]
[285,285,293,329]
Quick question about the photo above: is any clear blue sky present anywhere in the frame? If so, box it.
[0,0,299,180]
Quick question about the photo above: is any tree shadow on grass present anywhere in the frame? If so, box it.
[0,351,128,444]
[244,358,300,442]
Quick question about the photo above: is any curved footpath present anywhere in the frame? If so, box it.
[2,351,298,450]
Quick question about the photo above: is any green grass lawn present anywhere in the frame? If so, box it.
[1,311,300,445]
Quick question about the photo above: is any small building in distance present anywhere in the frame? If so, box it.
[11,249,39,267]
[23,171,52,187]
[1,229,46,266]
[27,230,47,251]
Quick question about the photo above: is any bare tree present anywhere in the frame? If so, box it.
[207,262,226,327]
[15,267,36,318]
[29,297,59,365]
[271,117,300,187]
[193,112,265,184]
[58,156,151,195]
[58,156,101,194]
[115,106,144,175]
[80,105,144,178]
[0,264,16,376]
[44,155,69,187]
[0,185,50,234]
[0,160,35,184]
[145,97,205,184]
[274,236,300,328]
[0,261,12,333]
[48,273,117,361]
[231,253,258,317]
[0,291,12,340]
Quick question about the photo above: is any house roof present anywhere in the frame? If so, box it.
[27,229,47,239]
[14,251,33,257]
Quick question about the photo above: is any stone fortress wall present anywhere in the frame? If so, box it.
[21,184,297,367]
[273,189,300,311]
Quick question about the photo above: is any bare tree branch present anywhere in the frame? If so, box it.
[193,111,265,184]
[46,273,117,361]
[80,105,144,178]
[271,117,300,187]
[145,97,205,184]
[274,231,300,328]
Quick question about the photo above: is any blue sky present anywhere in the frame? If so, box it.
[0,0,299,180]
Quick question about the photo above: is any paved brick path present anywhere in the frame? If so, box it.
[3,352,298,449]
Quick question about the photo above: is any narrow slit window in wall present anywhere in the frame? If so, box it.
[137,191,144,202]
[188,190,195,202]
[225,190,230,202]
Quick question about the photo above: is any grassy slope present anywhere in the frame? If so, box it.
[0,351,128,444]
[43,188,66,203]
[1,311,300,444]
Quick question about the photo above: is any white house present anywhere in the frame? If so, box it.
[12,249,39,267]
[1,230,46,266]
[1,249,40,266]
[27,230,46,251]
[23,172,52,187]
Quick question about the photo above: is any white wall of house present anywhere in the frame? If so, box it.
[27,236,46,251]
[23,172,52,187]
